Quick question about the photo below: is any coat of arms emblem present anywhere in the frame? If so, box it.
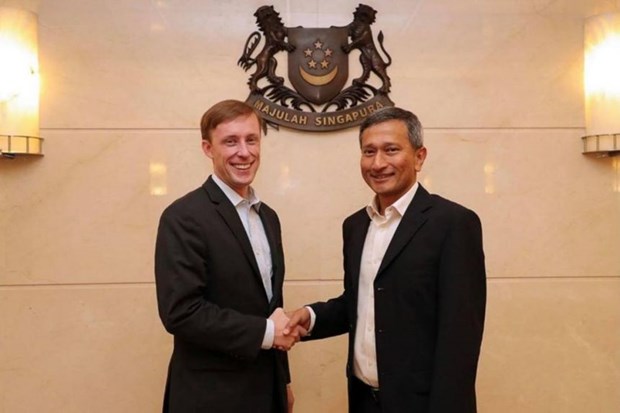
[238,4,394,132]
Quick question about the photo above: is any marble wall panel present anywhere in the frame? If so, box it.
[36,0,617,129]
[0,0,39,12]
[422,129,620,278]
[1,128,618,285]
[0,285,169,413]
[0,130,204,285]
[2,279,618,412]
[0,281,349,413]
[2,2,619,410]
[478,278,620,413]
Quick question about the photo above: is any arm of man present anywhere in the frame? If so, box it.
[155,206,269,361]
[306,294,350,339]
[428,208,486,412]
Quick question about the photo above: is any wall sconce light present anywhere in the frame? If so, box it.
[582,12,620,157]
[0,6,43,158]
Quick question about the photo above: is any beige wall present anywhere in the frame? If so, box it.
[1,0,619,411]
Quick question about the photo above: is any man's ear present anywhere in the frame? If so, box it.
[414,146,427,172]
[202,139,213,159]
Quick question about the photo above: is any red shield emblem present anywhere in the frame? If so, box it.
[287,27,349,105]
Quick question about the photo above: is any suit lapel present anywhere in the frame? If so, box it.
[376,185,433,277]
[203,177,263,288]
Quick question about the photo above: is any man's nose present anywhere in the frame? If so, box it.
[237,141,250,157]
[371,152,387,169]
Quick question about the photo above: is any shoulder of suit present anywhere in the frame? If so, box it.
[259,201,277,215]
[343,207,368,227]
[428,193,480,221]
[160,186,211,219]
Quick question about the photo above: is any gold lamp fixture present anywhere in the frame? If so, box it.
[0,6,43,158]
[582,12,620,157]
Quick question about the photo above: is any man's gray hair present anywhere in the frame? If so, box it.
[359,107,424,149]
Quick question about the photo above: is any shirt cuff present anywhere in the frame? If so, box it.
[306,306,316,332]
[261,318,275,349]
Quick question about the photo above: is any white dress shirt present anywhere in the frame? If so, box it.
[353,182,419,387]
[211,174,275,349]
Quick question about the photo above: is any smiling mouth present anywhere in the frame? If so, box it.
[232,163,253,171]
[370,173,393,181]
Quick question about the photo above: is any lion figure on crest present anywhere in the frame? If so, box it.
[342,4,392,93]
[238,6,295,93]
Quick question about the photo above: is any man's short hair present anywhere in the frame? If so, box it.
[359,107,424,149]
[200,100,264,142]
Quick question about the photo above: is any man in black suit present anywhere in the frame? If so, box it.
[155,100,300,413]
[286,107,486,412]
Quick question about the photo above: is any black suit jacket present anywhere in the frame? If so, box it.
[155,176,289,413]
[309,185,486,413]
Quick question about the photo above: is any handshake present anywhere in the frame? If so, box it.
[269,307,312,351]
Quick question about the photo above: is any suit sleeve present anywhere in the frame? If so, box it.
[270,211,292,385]
[154,206,266,361]
[428,208,486,412]
[309,293,349,339]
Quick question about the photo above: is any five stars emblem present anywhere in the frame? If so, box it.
[304,38,335,71]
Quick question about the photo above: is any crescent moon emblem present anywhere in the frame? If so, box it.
[299,65,339,86]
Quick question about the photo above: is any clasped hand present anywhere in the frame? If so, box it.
[269,308,308,351]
